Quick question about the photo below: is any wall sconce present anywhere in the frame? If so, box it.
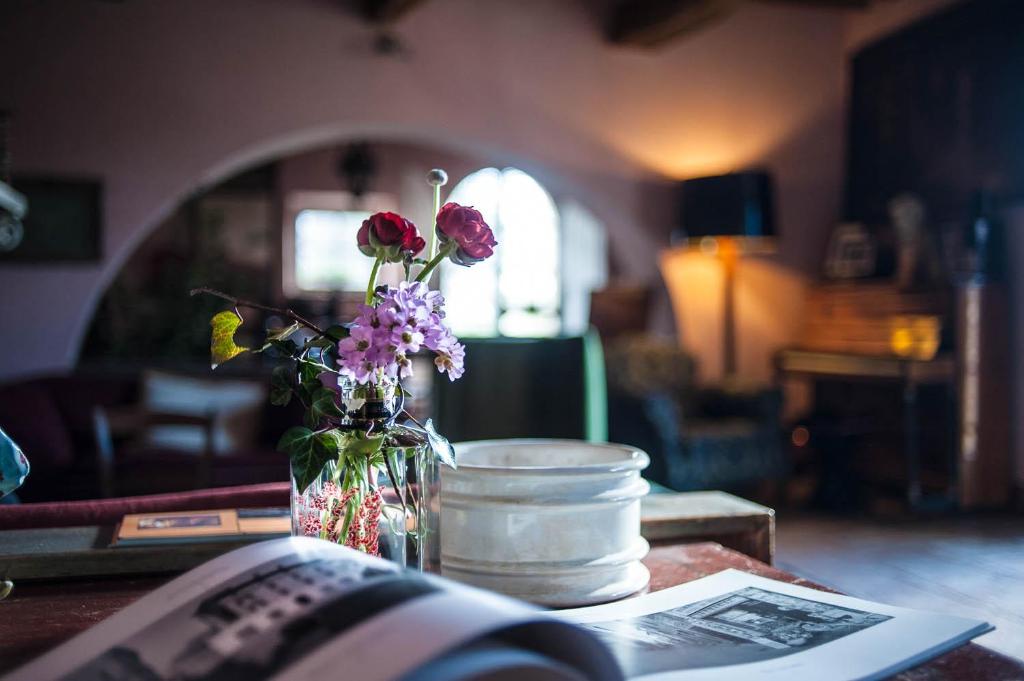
[661,171,775,380]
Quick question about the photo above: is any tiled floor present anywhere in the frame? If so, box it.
[775,513,1024,662]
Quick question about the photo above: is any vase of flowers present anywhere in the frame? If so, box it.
[194,168,497,571]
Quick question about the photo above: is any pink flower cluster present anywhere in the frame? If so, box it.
[336,281,465,385]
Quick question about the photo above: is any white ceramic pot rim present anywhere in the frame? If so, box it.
[452,439,650,475]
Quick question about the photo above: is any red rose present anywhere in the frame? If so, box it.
[357,212,425,262]
[435,203,497,265]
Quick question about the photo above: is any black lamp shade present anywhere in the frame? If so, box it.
[676,171,775,240]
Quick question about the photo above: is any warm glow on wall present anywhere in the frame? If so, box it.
[660,247,807,385]
[598,107,804,180]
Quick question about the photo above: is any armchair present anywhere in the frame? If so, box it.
[604,335,786,494]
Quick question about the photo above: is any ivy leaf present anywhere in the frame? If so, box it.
[341,432,385,459]
[298,360,323,385]
[315,429,344,460]
[303,410,320,430]
[425,418,456,469]
[210,310,249,369]
[266,338,299,356]
[311,387,344,421]
[297,378,321,406]
[324,325,350,342]
[269,365,293,406]
[278,426,331,493]
[302,337,335,350]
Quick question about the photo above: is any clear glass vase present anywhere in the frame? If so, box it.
[290,455,410,564]
[289,376,440,571]
[414,448,441,573]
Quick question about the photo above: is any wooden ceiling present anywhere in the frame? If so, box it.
[607,0,868,47]
[342,0,869,48]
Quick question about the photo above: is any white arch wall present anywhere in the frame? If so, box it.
[0,0,847,380]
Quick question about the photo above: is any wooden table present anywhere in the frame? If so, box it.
[775,348,958,510]
[2,542,1020,678]
[641,491,774,563]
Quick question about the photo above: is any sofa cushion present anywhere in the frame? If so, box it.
[141,370,267,454]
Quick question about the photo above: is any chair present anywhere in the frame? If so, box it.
[92,406,217,497]
[603,334,786,494]
[431,332,608,442]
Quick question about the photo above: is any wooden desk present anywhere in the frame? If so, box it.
[2,542,1020,679]
[775,349,958,509]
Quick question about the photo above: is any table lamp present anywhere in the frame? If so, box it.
[660,171,775,380]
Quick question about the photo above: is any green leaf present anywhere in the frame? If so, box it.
[314,429,344,460]
[298,360,323,384]
[269,365,293,406]
[210,310,249,369]
[277,426,331,493]
[311,387,344,421]
[341,432,385,460]
[425,418,456,469]
[324,325,350,342]
[267,339,299,356]
[297,378,320,404]
[303,410,319,430]
[302,337,335,350]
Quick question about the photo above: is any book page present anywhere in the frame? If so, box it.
[4,538,619,681]
[555,569,991,681]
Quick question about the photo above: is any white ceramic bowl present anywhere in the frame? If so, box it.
[440,439,651,607]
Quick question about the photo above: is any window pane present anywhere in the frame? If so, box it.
[441,256,499,337]
[498,309,561,338]
[443,168,503,337]
[443,167,563,338]
[294,209,373,292]
[497,168,560,315]
[560,200,608,335]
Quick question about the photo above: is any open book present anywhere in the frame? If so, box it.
[4,538,990,681]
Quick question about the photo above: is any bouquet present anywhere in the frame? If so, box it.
[193,169,497,558]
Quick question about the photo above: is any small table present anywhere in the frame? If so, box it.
[2,542,1019,679]
[775,349,958,509]
[641,491,774,563]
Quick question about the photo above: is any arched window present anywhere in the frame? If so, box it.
[442,167,562,337]
[441,167,609,338]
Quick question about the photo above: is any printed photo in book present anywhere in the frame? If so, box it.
[577,587,891,675]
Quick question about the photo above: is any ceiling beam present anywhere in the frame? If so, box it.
[606,0,742,48]
[354,0,429,24]
[755,0,869,7]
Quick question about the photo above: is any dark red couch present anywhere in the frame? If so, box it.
[0,369,296,503]
[0,482,291,529]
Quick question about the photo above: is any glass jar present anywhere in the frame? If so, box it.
[290,453,410,564]
[290,376,440,571]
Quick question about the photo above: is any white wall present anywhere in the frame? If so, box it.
[0,0,848,381]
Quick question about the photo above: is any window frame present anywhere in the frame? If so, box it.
[281,190,395,298]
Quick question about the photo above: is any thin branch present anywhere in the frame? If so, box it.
[190,287,326,336]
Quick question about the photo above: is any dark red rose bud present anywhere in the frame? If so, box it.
[359,212,425,262]
[435,203,497,266]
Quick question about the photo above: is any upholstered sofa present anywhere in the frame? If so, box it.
[0,369,296,503]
